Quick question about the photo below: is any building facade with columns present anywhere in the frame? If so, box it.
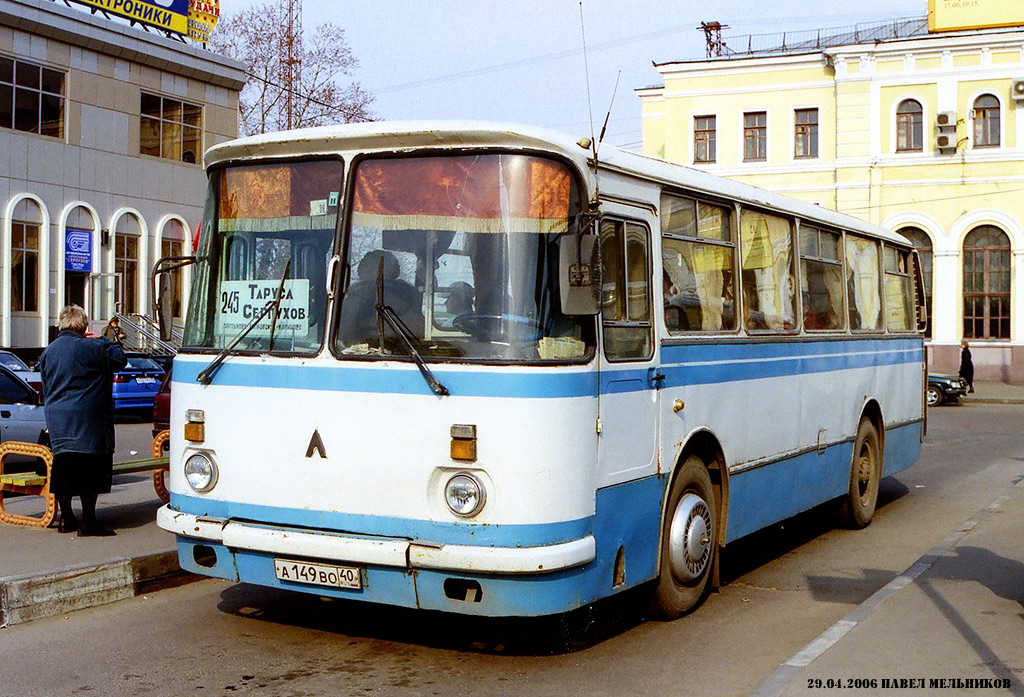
[0,0,244,349]
[639,18,1024,382]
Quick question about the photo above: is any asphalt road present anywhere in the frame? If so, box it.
[2,403,1021,697]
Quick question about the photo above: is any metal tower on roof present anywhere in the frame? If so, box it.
[700,21,730,58]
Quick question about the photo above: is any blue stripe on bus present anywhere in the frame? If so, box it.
[660,338,923,388]
[173,338,922,398]
[173,359,599,398]
[170,493,594,548]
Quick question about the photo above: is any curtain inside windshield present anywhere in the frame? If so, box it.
[336,154,593,362]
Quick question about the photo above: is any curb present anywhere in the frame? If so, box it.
[0,550,196,627]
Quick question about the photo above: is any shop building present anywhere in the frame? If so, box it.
[0,0,244,348]
[639,16,1024,382]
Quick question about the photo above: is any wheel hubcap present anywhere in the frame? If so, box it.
[856,443,873,501]
[668,493,713,583]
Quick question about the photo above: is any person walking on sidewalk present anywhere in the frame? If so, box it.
[959,339,975,394]
[38,305,127,536]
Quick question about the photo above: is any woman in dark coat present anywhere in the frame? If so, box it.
[38,305,127,535]
[959,339,975,394]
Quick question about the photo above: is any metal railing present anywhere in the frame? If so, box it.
[113,312,179,355]
[719,17,929,58]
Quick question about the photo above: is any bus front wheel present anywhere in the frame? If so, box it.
[838,419,881,529]
[649,455,717,620]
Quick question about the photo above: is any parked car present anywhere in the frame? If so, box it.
[927,373,968,406]
[0,349,42,391]
[152,366,172,443]
[113,354,167,412]
[0,365,48,471]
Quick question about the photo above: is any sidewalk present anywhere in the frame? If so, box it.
[0,472,188,627]
[967,379,1024,405]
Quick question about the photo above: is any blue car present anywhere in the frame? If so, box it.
[113,355,167,412]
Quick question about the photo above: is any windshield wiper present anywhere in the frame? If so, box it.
[196,260,292,385]
[267,259,291,351]
[372,257,449,397]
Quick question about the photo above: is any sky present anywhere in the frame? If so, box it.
[214,0,929,150]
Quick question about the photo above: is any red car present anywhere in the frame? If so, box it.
[152,366,172,444]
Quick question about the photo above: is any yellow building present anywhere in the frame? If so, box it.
[640,17,1024,382]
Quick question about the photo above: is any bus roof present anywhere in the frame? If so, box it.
[206,120,910,247]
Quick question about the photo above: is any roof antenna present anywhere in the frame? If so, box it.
[596,70,621,157]
[578,1,600,201]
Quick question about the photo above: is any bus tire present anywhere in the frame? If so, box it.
[649,455,717,620]
[838,419,881,529]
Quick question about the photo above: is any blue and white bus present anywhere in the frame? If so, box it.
[156,122,926,619]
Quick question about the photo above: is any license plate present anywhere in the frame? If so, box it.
[273,559,362,589]
[136,377,157,384]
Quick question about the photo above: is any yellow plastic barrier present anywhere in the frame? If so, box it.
[0,441,55,528]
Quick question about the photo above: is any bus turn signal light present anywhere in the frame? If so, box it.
[185,409,205,443]
[450,424,477,461]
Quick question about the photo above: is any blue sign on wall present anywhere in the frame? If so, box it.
[65,228,92,272]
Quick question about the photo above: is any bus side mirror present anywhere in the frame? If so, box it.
[157,273,173,342]
[559,234,601,315]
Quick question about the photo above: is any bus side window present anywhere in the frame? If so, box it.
[799,226,845,331]
[660,194,736,333]
[600,219,652,361]
[740,209,797,332]
[884,246,914,331]
[433,251,475,329]
[846,235,883,332]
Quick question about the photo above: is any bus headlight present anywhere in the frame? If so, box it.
[445,473,485,517]
[184,452,218,493]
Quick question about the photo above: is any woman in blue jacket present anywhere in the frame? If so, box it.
[38,305,127,535]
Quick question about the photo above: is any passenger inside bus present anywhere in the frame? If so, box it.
[339,250,425,346]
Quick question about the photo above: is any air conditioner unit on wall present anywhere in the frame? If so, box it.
[936,111,956,128]
[935,132,956,151]
[1012,79,1024,101]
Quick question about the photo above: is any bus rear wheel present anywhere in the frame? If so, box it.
[838,419,881,529]
[649,455,717,620]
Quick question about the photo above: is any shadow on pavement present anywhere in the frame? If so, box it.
[934,545,1024,619]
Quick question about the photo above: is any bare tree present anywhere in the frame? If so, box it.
[211,0,374,135]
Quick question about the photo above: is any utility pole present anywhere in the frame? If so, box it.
[282,0,302,129]
[700,21,729,58]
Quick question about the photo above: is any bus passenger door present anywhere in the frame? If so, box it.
[597,214,660,486]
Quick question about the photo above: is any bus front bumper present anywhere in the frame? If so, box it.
[156,505,596,575]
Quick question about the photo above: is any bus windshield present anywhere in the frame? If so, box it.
[183,159,342,355]
[336,153,593,362]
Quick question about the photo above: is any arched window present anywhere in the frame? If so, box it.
[160,218,186,318]
[115,213,142,314]
[10,199,42,313]
[963,225,1010,339]
[896,100,923,152]
[972,94,1000,148]
[899,227,933,337]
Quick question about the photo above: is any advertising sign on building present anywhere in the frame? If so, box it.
[65,228,92,272]
[68,0,189,36]
[188,0,220,43]
[929,0,1024,32]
